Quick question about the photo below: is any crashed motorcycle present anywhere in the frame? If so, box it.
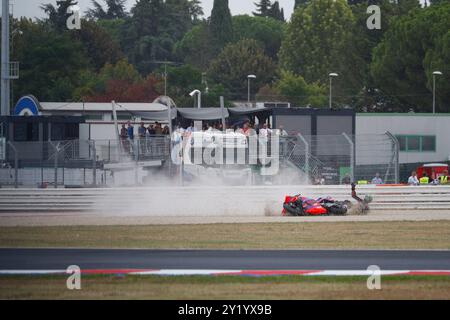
[282,184,372,216]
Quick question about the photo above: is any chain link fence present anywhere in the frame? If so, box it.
[0,136,171,188]
[283,133,399,185]
[0,133,398,187]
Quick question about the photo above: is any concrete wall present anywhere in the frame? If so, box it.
[356,114,450,164]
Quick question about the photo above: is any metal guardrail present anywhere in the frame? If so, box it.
[0,185,449,213]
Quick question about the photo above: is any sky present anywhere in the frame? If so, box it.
[2,0,297,20]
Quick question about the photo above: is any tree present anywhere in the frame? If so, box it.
[174,22,216,69]
[253,0,272,17]
[12,19,90,101]
[120,0,195,74]
[85,0,128,20]
[73,19,124,71]
[207,39,276,100]
[275,71,328,107]
[163,64,226,107]
[279,0,359,105]
[79,59,163,102]
[40,0,78,31]
[371,2,450,112]
[268,1,285,21]
[209,0,233,51]
[294,0,309,9]
[232,15,285,59]
[188,0,204,23]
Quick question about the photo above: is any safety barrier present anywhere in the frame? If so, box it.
[0,185,450,214]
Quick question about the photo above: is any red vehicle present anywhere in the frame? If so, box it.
[417,163,449,179]
[282,184,372,216]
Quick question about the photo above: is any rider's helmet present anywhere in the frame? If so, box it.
[364,195,373,203]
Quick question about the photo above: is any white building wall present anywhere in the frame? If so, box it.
[356,114,450,164]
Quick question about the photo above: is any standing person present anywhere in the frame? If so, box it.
[127,121,134,140]
[138,122,146,138]
[138,122,147,154]
[420,172,430,185]
[408,171,420,186]
[147,124,156,135]
[120,124,128,151]
[439,170,449,185]
[371,173,384,185]
[154,122,163,135]
[120,124,127,139]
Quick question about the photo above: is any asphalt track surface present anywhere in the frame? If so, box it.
[0,249,449,271]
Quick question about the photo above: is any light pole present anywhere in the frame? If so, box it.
[1,0,11,116]
[247,75,256,103]
[432,71,443,114]
[190,90,201,109]
[329,73,339,109]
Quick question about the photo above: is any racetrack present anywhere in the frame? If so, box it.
[1,248,449,271]
[1,209,450,226]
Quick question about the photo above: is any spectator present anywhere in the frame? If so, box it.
[127,121,134,140]
[439,170,449,185]
[147,124,156,135]
[162,126,170,135]
[120,124,127,139]
[186,122,195,133]
[408,171,419,185]
[241,122,251,136]
[138,122,146,138]
[154,122,163,135]
[259,123,269,140]
[371,173,384,185]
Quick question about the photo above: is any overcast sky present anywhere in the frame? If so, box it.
[2,0,297,20]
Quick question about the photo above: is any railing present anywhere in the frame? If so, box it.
[0,133,400,188]
[0,185,449,213]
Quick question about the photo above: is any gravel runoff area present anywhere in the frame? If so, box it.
[0,209,450,226]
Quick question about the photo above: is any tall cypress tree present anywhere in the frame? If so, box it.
[210,0,233,50]
[268,1,285,21]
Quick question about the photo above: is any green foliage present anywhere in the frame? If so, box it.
[210,0,233,51]
[268,2,285,21]
[12,19,89,101]
[120,0,194,74]
[232,15,285,59]
[85,0,128,20]
[207,39,276,100]
[280,0,359,105]
[275,71,327,107]
[253,0,285,21]
[371,2,450,111]
[40,0,78,31]
[253,0,272,17]
[174,22,215,69]
[74,19,124,71]
[164,64,227,107]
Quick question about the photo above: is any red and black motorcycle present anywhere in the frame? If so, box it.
[282,184,371,216]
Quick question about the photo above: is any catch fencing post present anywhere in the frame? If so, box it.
[342,133,355,183]
[135,139,139,185]
[91,140,97,186]
[49,142,59,188]
[7,141,18,188]
[297,134,310,183]
[385,131,400,184]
